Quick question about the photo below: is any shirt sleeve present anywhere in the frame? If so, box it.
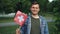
[44,19,49,34]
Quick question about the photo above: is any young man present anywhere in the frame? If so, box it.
[16,1,49,34]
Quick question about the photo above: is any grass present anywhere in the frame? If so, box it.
[0,25,19,34]
[0,17,14,23]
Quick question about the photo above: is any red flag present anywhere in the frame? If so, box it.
[14,10,28,26]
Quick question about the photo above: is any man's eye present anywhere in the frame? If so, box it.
[36,7,39,9]
[32,7,34,8]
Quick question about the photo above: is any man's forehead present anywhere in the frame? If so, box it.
[31,4,39,7]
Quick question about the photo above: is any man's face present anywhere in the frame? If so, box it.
[30,4,40,15]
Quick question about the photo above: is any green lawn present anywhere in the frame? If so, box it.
[0,25,19,34]
[0,17,14,23]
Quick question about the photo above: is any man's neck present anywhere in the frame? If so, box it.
[32,14,39,19]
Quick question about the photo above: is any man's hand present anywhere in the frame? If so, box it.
[16,28,20,34]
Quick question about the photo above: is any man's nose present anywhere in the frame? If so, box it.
[34,8,37,10]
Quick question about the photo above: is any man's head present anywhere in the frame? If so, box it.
[30,1,40,15]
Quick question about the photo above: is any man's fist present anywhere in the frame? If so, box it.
[16,28,20,34]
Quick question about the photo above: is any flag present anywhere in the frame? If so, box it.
[14,10,28,26]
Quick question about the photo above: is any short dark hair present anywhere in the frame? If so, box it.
[31,1,39,5]
[31,1,40,7]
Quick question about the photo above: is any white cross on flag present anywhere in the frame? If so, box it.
[14,10,28,26]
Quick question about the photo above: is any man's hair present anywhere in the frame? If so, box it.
[30,1,40,8]
[31,1,39,5]
[31,1,39,6]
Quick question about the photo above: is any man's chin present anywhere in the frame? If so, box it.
[32,13,38,15]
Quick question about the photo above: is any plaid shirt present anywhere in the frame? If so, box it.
[20,15,49,34]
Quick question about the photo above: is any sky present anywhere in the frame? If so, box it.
[48,0,53,2]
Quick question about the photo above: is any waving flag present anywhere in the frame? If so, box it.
[14,10,28,26]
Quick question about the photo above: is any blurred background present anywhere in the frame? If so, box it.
[0,0,60,34]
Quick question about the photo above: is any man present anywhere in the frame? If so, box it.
[16,1,49,34]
